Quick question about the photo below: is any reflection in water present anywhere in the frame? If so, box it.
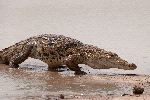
[0,64,120,99]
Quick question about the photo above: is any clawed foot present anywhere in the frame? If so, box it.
[9,63,19,68]
[75,71,87,75]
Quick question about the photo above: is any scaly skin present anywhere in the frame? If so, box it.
[0,34,137,75]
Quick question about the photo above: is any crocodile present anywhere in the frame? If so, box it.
[0,34,137,75]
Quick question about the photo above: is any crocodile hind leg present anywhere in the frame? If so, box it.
[48,65,60,72]
[47,64,67,72]
[65,54,87,75]
[9,44,33,68]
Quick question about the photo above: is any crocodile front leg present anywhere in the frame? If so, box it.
[9,44,33,68]
[65,54,87,75]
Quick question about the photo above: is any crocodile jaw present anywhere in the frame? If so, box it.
[86,57,137,70]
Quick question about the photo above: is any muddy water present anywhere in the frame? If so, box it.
[0,0,150,99]
[0,64,125,100]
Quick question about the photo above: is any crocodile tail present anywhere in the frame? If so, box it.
[0,50,3,58]
[0,50,2,56]
[0,50,3,63]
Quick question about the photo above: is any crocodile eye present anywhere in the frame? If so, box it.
[113,53,118,57]
[110,54,115,57]
[110,53,118,57]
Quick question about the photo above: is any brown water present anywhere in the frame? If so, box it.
[0,64,127,100]
[0,0,150,99]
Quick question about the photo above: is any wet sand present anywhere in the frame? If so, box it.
[0,64,150,100]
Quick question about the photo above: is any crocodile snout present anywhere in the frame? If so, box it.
[129,63,137,70]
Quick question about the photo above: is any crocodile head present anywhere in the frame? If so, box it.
[84,45,137,70]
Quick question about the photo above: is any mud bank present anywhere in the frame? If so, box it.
[70,75,150,100]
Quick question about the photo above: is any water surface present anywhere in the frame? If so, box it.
[0,64,125,99]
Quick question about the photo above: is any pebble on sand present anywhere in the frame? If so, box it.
[133,85,144,95]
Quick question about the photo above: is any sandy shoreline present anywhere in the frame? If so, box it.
[69,75,150,100]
